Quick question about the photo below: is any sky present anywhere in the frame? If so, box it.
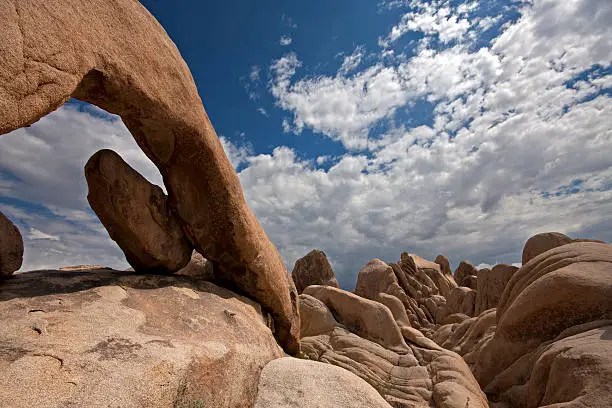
[0,0,611,289]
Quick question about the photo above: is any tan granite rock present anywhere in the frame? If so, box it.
[0,268,283,408]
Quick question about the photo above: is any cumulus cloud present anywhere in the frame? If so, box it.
[1,0,610,292]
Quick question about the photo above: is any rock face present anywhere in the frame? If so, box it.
[0,211,23,278]
[254,357,392,408]
[454,261,478,289]
[434,241,612,407]
[436,287,476,324]
[474,264,518,315]
[0,268,283,408]
[299,287,489,408]
[85,149,192,273]
[0,0,299,353]
[291,249,339,294]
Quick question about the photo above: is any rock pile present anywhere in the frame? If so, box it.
[291,249,339,293]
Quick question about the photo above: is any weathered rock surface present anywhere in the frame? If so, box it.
[432,241,612,407]
[435,255,452,277]
[0,211,23,278]
[521,232,573,265]
[0,268,283,408]
[291,249,339,294]
[85,149,192,273]
[299,290,489,408]
[304,285,407,351]
[254,357,392,408]
[474,265,518,315]
[436,287,476,324]
[454,261,478,289]
[0,0,299,353]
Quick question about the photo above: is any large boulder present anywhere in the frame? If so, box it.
[468,242,612,407]
[254,357,392,408]
[521,232,573,265]
[291,249,339,294]
[454,261,478,289]
[175,250,215,280]
[0,211,23,278]
[303,285,407,351]
[0,268,283,408]
[474,264,518,315]
[0,0,299,353]
[85,149,192,273]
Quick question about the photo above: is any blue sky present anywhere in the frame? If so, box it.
[1,0,611,288]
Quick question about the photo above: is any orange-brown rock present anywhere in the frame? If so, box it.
[303,285,407,351]
[299,291,489,407]
[521,231,573,265]
[435,254,452,277]
[469,242,612,407]
[474,264,518,315]
[0,267,283,407]
[85,149,192,273]
[436,287,476,324]
[454,261,478,289]
[291,249,339,294]
[0,0,299,353]
[0,211,23,278]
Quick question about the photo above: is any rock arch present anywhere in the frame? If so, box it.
[0,0,299,353]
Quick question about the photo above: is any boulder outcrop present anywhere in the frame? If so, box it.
[433,240,612,407]
[436,287,476,324]
[299,287,489,408]
[175,250,215,280]
[521,231,573,265]
[291,249,339,294]
[454,261,478,289]
[0,211,23,278]
[254,357,392,408]
[85,149,192,273]
[474,264,518,315]
[0,0,299,353]
[0,267,283,408]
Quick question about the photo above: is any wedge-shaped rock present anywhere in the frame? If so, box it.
[85,149,192,273]
[0,211,23,278]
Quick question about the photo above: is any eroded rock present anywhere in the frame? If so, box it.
[254,357,392,408]
[474,264,518,315]
[0,0,299,353]
[0,211,23,278]
[521,232,573,265]
[291,249,339,294]
[85,149,192,273]
[0,268,283,407]
[454,261,478,289]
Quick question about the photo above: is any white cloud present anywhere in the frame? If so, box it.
[219,136,252,169]
[339,46,365,76]
[257,107,269,117]
[28,228,60,241]
[379,3,472,47]
[280,35,293,46]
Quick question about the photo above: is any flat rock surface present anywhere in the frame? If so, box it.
[0,268,282,408]
[254,357,392,408]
